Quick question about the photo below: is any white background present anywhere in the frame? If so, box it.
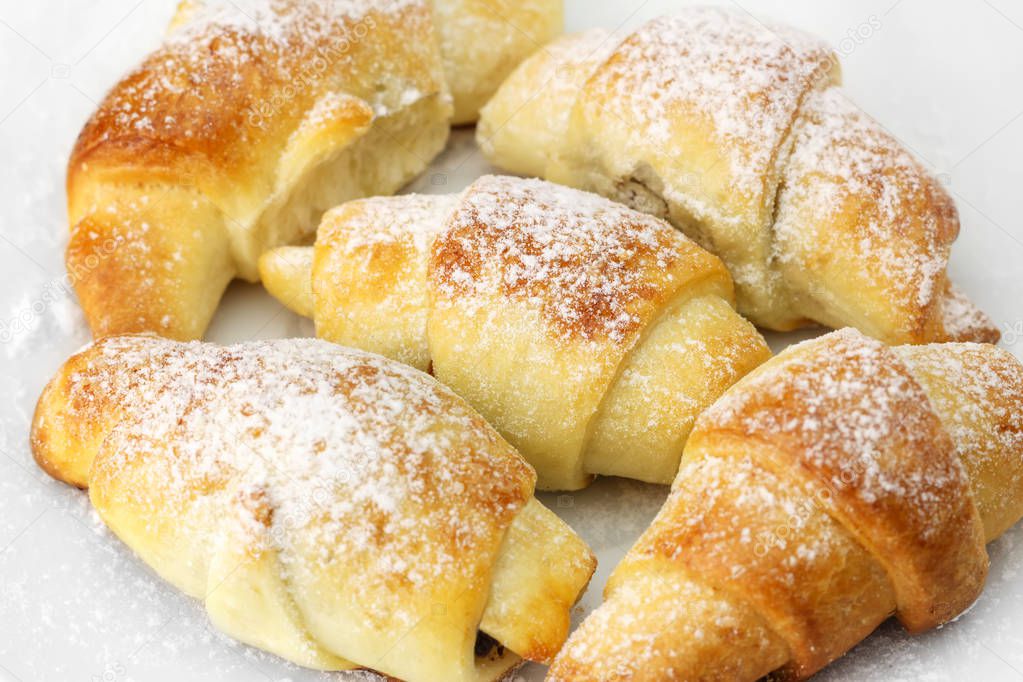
[2,1,1023,680]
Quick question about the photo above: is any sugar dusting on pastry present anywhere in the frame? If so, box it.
[701,328,973,531]
[432,175,717,344]
[552,328,1023,680]
[898,343,1023,464]
[774,88,958,328]
[304,175,764,491]
[551,451,863,679]
[894,341,1023,540]
[691,332,990,635]
[66,0,450,339]
[516,7,839,329]
[64,335,532,628]
[482,7,999,343]
[938,283,1000,343]
[77,0,435,155]
[587,8,833,198]
[329,194,459,254]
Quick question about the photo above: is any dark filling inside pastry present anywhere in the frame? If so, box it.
[474,631,505,661]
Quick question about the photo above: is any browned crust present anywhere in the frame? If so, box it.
[431,176,732,344]
[30,335,181,486]
[481,13,999,344]
[30,335,594,679]
[550,329,1016,680]
[690,331,986,636]
[66,189,236,340]
[773,88,999,345]
[67,3,432,190]
[64,1,446,340]
[655,330,991,677]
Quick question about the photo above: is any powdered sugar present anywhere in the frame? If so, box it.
[589,8,833,196]
[75,0,436,170]
[895,342,1023,541]
[61,335,533,639]
[701,329,972,529]
[939,284,1000,343]
[170,0,420,45]
[555,328,1022,678]
[774,87,956,319]
[337,193,458,255]
[693,328,989,640]
[432,175,701,344]
[487,7,1000,343]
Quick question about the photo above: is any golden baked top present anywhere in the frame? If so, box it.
[479,7,997,343]
[582,9,835,208]
[32,335,535,596]
[431,175,731,343]
[689,329,985,630]
[69,0,443,191]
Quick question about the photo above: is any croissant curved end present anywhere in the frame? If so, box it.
[477,30,608,177]
[30,340,108,488]
[934,282,1001,344]
[548,566,788,681]
[434,0,564,125]
[258,246,314,318]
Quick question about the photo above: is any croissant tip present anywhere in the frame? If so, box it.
[936,283,1001,345]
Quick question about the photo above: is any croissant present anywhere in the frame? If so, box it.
[259,175,772,490]
[478,8,1000,346]
[68,0,560,340]
[31,335,595,681]
[549,327,1023,681]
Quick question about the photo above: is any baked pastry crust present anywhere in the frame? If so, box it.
[478,8,999,345]
[433,0,563,124]
[31,335,595,681]
[260,176,772,490]
[67,0,560,340]
[548,328,1023,680]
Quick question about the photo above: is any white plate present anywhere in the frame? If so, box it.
[2,1,1023,680]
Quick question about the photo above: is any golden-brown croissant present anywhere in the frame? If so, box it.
[31,335,595,681]
[549,327,1023,681]
[68,0,560,340]
[259,175,772,490]
[478,8,999,345]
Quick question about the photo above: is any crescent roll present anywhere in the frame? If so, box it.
[478,8,999,345]
[67,0,560,340]
[549,328,1023,681]
[31,335,595,681]
[259,175,772,490]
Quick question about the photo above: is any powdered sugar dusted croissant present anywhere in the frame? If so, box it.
[478,8,999,345]
[68,0,559,340]
[31,335,594,681]
[550,328,1023,681]
[259,175,772,490]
